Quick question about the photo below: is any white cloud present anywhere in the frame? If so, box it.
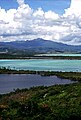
[33,8,44,18]
[17,0,24,6]
[0,0,81,45]
[45,11,59,20]
[64,0,81,17]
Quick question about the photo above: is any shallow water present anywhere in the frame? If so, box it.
[0,59,81,72]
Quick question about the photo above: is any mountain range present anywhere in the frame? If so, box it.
[0,38,81,54]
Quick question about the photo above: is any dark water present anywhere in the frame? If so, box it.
[0,74,75,94]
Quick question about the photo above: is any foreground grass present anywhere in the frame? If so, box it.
[0,83,81,119]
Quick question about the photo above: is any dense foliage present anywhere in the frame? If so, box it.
[0,83,81,119]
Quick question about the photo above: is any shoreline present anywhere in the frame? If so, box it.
[0,67,80,82]
[1,56,81,60]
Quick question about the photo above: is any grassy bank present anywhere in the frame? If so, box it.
[0,83,81,119]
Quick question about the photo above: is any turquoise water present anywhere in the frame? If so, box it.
[35,53,81,56]
[0,59,81,72]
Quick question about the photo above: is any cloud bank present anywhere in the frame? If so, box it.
[0,0,81,45]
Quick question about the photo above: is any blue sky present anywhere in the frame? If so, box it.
[0,0,81,45]
[0,0,70,14]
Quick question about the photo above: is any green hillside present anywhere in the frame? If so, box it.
[0,83,81,120]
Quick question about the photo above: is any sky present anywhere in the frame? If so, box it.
[0,0,70,14]
[0,0,81,45]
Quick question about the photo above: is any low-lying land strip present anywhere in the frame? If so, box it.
[1,54,81,59]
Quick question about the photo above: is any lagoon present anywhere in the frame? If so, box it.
[0,74,74,94]
[0,59,81,72]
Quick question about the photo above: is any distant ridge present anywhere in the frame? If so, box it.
[0,38,81,53]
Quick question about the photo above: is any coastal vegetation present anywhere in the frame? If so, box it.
[0,83,81,119]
